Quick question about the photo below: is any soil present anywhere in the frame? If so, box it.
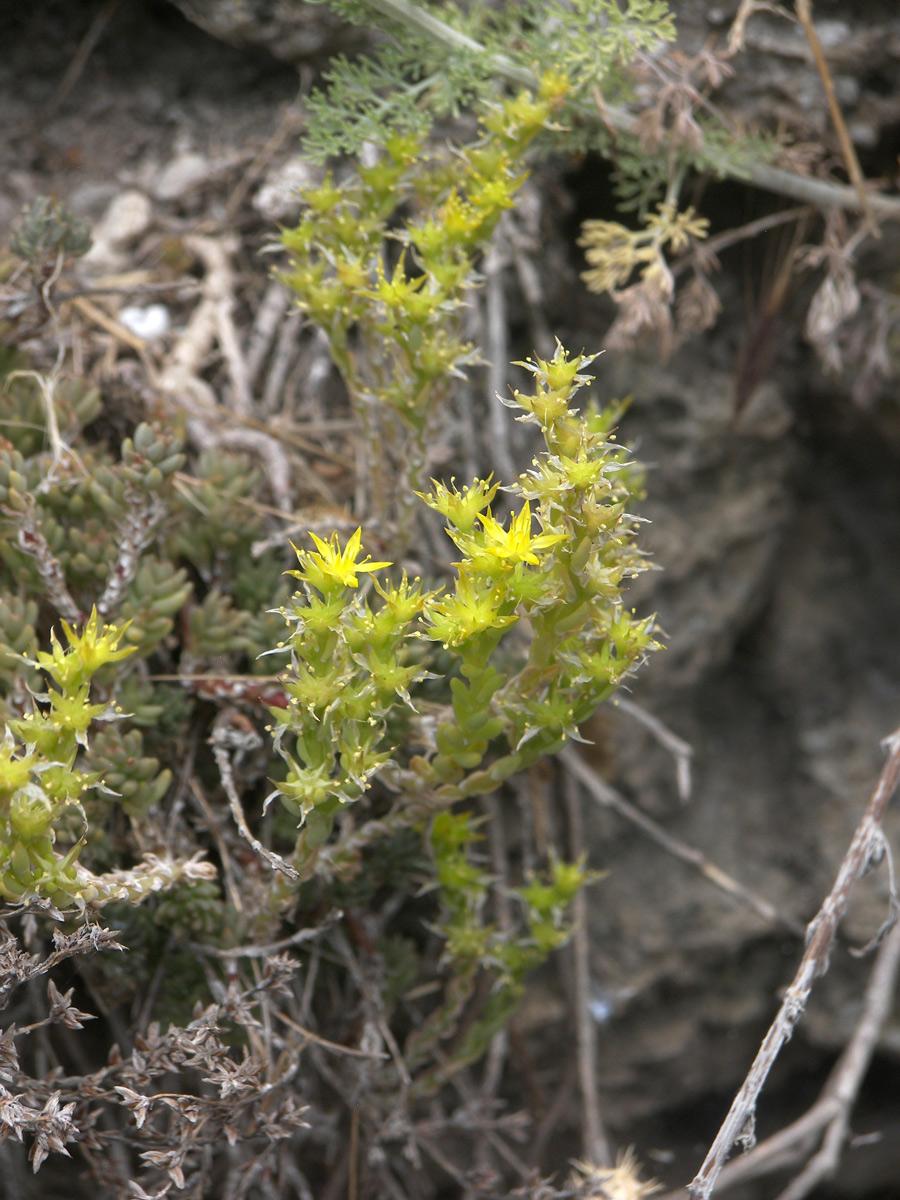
[3,2,900,1198]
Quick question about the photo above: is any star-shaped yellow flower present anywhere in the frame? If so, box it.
[288,528,392,593]
[476,502,566,569]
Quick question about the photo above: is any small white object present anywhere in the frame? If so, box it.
[254,158,321,222]
[154,151,210,202]
[97,190,153,248]
[119,304,170,340]
[82,190,153,270]
[588,995,614,1024]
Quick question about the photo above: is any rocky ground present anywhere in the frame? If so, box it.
[4,2,900,1197]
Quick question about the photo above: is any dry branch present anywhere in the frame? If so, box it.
[563,768,613,1167]
[688,724,900,1198]
[209,710,299,883]
[794,0,878,237]
[560,746,803,935]
[658,918,900,1200]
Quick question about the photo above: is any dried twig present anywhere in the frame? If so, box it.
[483,238,518,489]
[182,235,252,415]
[96,489,165,619]
[6,368,64,466]
[55,278,200,301]
[614,697,694,802]
[560,746,803,935]
[72,295,147,352]
[689,725,900,1198]
[262,311,305,418]
[794,0,878,237]
[762,922,900,1200]
[659,918,900,1200]
[156,235,295,508]
[245,280,292,390]
[209,711,299,882]
[726,0,793,57]
[34,0,122,130]
[189,776,245,915]
[223,97,307,223]
[563,769,613,1167]
[189,915,342,961]
[14,494,81,622]
[674,207,811,278]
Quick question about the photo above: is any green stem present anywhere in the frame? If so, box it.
[360,0,900,221]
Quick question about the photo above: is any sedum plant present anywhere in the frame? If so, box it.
[407,808,592,1083]
[268,80,660,1098]
[0,74,661,1194]
[269,340,657,882]
[0,609,214,909]
[265,341,657,1090]
[0,372,286,936]
[281,75,568,538]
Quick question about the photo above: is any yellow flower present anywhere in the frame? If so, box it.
[287,528,392,592]
[36,608,135,689]
[418,476,499,533]
[477,502,566,569]
[425,574,517,648]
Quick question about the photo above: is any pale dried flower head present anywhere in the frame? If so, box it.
[605,263,675,355]
[570,1147,661,1200]
[676,272,722,336]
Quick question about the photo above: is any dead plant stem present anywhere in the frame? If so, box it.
[559,747,803,935]
[659,916,900,1199]
[689,725,900,1198]
[795,0,878,237]
[564,768,613,1166]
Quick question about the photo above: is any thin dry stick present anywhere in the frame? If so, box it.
[563,768,613,1167]
[530,1061,578,1168]
[673,207,811,278]
[726,0,792,57]
[261,310,303,417]
[560,747,804,936]
[277,1008,388,1056]
[773,919,900,1200]
[9,353,89,502]
[777,916,900,1200]
[614,697,694,802]
[39,0,122,124]
[689,725,900,1199]
[658,916,900,1200]
[209,716,299,882]
[483,240,518,488]
[245,280,292,390]
[189,777,244,914]
[795,0,878,238]
[155,236,295,505]
[96,490,165,619]
[71,295,147,352]
[55,279,201,301]
[223,95,307,223]
[188,914,341,960]
[183,235,253,415]
[15,495,81,622]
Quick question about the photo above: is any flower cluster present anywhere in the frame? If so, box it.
[281,78,569,541]
[0,610,214,908]
[272,341,658,858]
